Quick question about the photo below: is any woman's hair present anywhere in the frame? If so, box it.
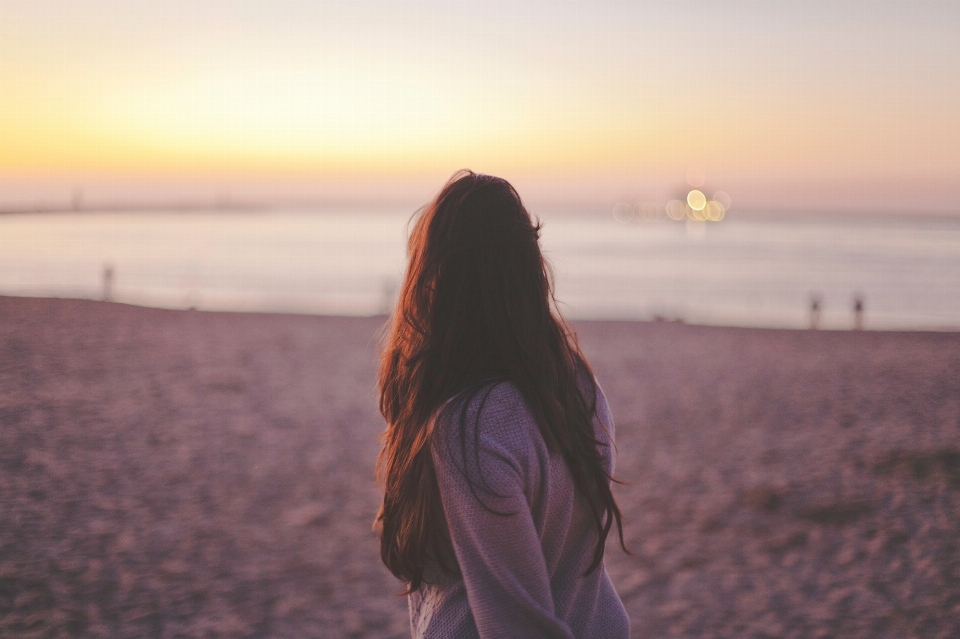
[374,170,625,591]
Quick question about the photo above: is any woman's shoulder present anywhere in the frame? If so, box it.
[435,376,608,432]
[433,381,537,445]
[432,376,612,456]
[429,381,542,497]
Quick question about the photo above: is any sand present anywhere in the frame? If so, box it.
[1,296,958,638]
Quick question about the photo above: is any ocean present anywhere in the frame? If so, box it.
[2,209,958,330]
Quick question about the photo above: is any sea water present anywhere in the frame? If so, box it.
[1,209,958,330]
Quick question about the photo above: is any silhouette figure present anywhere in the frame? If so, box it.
[809,295,821,330]
[853,295,864,330]
[102,265,114,302]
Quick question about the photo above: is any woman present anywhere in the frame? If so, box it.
[375,171,629,638]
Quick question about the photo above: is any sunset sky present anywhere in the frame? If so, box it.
[1,0,958,213]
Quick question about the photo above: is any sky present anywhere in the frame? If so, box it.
[1,0,958,213]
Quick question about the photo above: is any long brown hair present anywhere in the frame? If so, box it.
[374,170,625,591]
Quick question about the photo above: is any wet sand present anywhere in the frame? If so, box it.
[1,296,958,638]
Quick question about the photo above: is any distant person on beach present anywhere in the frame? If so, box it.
[374,171,629,638]
[809,294,821,330]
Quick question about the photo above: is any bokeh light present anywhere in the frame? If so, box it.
[612,201,635,223]
[686,168,705,187]
[638,202,665,223]
[713,191,732,211]
[687,189,707,211]
[666,199,687,221]
[705,200,726,221]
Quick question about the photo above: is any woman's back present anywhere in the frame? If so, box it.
[410,381,629,639]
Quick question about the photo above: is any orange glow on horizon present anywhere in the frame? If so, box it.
[1,1,958,212]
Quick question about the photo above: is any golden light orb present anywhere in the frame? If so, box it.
[705,200,726,221]
[686,189,707,211]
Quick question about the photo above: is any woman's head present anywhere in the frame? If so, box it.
[376,170,624,590]
[398,170,553,396]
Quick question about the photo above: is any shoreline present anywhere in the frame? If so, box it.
[3,295,958,334]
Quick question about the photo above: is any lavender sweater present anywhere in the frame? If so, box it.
[408,381,629,639]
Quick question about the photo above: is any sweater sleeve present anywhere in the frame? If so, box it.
[431,384,575,639]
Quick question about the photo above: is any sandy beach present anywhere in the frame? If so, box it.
[1,295,958,638]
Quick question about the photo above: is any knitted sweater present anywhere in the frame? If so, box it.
[408,381,629,639]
